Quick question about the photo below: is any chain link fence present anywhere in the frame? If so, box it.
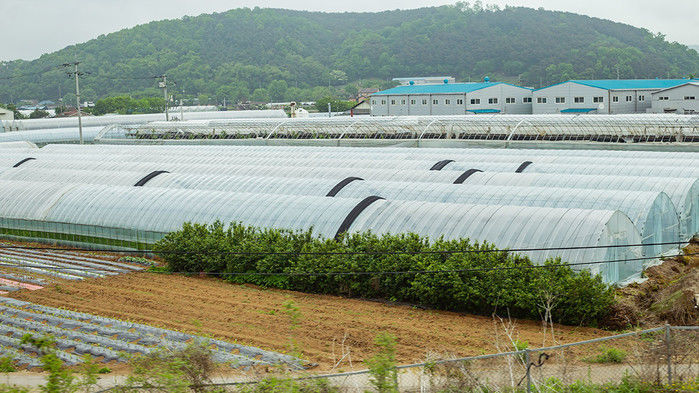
[97,325,697,392]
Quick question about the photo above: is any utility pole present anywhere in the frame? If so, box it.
[158,75,169,121]
[62,62,84,144]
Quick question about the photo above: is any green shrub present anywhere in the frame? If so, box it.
[154,221,615,326]
[583,346,627,364]
[0,357,15,373]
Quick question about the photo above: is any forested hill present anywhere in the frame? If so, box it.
[2,3,699,104]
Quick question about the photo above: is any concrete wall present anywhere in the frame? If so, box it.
[650,84,699,114]
[0,108,13,121]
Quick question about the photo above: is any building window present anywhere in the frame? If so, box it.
[638,95,645,101]
[445,99,451,105]
[422,99,428,105]
[401,99,406,105]
[372,100,376,105]
[381,100,386,105]
[505,97,515,104]
[523,97,532,103]
[537,97,547,104]
[684,96,696,100]
[390,99,395,105]
[488,98,498,104]
[555,97,565,104]
[593,96,604,103]
[410,99,416,105]
[612,96,619,102]
[574,97,584,103]
[625,95,632,102]
[433,99,438,105]
[456,99,463,105]
[470,98,480,105]
[658,96,668,101]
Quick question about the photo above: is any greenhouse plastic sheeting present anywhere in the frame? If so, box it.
[10,149,698,172]
[40,143,699,161]
[91,114,699,143]
[0,168,679,256]
[347,202,642,283]
[0,180,642,283]
[0,127,103,144]
[0,110,286,132]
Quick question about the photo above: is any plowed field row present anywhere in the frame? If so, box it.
[9,272,608,369]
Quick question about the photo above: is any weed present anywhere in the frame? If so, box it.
[0,357,15,373]
[365,332,398,393]
[583,345,627,364]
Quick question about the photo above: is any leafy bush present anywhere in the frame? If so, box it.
[154,221,615,326]
[0,357,15,373]
[583,346,627,364]
[365,333,398,393]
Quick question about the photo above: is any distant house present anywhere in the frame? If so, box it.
[533,79,699,114]
[356,88,379,100]
[370,79,533,116]
[0,107,13,121]
[650,82,699,114]
[348,99,370,116]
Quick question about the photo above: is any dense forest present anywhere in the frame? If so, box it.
[1,2,698,105]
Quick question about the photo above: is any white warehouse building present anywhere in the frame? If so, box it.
[650,82,699,114]
[533,79,699,114]
[370,79,533,116]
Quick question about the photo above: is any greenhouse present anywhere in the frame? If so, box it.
[0,180,642,283]
[94,114,699,144]
[0,168,680,257]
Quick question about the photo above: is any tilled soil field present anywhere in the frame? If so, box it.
[9,271,610,370]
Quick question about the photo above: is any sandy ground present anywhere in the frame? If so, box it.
[8,272,610,370]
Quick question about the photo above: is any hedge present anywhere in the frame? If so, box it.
[153,221,614,326]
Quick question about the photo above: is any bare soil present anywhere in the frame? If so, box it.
[8,271,610,370]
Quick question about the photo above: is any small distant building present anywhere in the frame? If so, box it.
[356,88,380,100]
[533,79,699,114]
[392,76,456,86]
[370,78,533,116]
[0,107,14,121]
[649,82,699,114]
[348,99,370,116]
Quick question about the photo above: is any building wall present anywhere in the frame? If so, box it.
[533,82,659,114]
[0,108,13,121]
[370,84,532,116]
[533,82,607,114]
[650,84,699,114]
[467,84,532,114]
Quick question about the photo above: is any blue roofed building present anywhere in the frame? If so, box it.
[370,78,533,116]
[533,79,699,114]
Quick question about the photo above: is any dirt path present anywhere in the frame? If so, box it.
[8,272,610,370]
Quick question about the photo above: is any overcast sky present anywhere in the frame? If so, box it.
[2,0,697,61]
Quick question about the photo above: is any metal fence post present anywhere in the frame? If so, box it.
[525,349,532,393]
[665,324,672,385]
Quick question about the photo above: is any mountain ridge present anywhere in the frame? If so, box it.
[1,4,698,104]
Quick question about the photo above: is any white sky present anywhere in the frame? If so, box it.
[2,0,698,61]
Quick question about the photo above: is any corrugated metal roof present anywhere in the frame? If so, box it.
[570,79,699,90]
[373,82,503,95]
[651,82,699,94]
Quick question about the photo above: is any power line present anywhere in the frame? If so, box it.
[0,253,693,276]
[0,240,687,255]
[0,65,60,81]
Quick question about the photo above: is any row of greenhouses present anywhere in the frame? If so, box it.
[0,144,696,284]
[95,114,699,143]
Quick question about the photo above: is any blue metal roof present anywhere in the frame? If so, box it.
[560,108,597,113]
[543,79,699,91]
[373,82,504,95]
[467,109,501,113]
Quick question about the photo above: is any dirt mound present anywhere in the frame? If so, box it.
[608,240,698,329]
